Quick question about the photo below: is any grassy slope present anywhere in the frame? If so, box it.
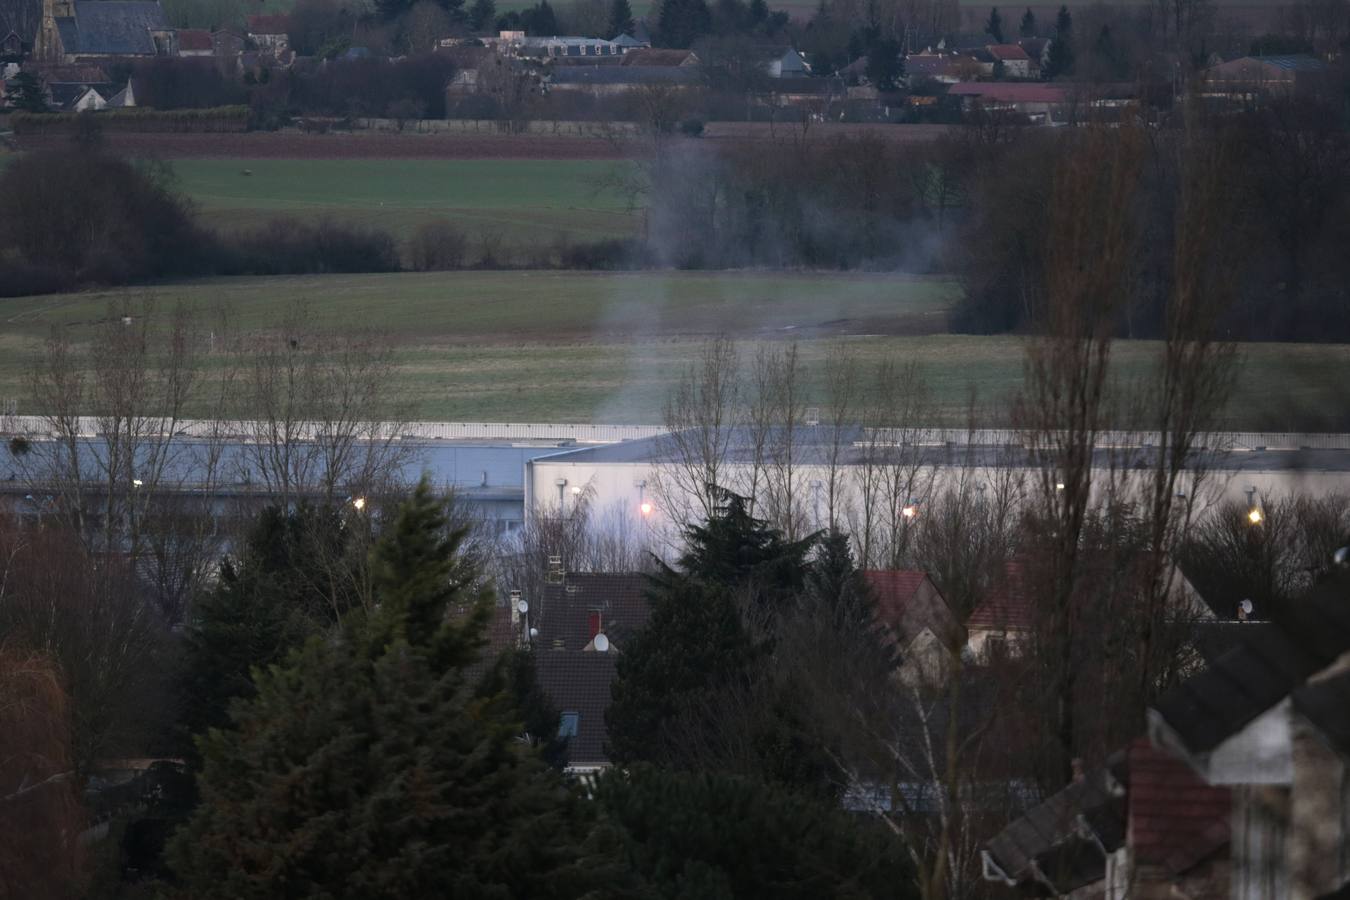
[0,271,1344,428]
[171,158,641,243]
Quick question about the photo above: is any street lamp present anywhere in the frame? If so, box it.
[352,496,366,511]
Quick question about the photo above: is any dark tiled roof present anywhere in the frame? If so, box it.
[1293,669,1350,756]
[535,573,652,652]
[864,569,927,622]
[549,65,697,85]
[1124,739,1229,873]
[176,27,211,50]
[531,573,653,767]
[620,47,694,66]
[1152,573,1350,755]
[63,1,168,56]
[534,651,617,766]
[987,43,1030,61]
[967,560,1032,630]
[246,13,289,34]
[984,764,1122,892]
[1252,54,1327,71]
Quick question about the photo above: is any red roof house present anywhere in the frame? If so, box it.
[865,570,965,685]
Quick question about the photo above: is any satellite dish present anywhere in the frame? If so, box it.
[1239,599,1253,615]
[529,627,538,638]
[516,598,529,615]
[593,633,610,653]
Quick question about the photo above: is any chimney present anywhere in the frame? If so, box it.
[587,610,602,641]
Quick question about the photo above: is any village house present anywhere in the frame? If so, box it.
[767,47,808,78]
[1149,574,1350,900]
[529,572,652,773]
[1202,54,1331,105]
[982,737,1232,898]
[546,64,699,96]
[175,27,211,57]
[965,557,1212,662]
[865,570,965,685]
[245,13,289,54]
[986,42,1031,77]
[1,27,24,58]
[620,47,697,67]
[486,30,623,60]
[34,0,175,65]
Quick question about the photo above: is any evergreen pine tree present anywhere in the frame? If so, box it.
[1019,6,1036,38]
[176,504,360,755]
[1043,4,1074,77]
[608,493,825,787]
[608,0,634,35]
[984,6,1004,43]
[171,481,620,898]
[655,0,712,47]
[469,0,497,30]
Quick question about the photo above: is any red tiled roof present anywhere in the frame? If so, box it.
[1126,738,1230,873]
[177,28,212,51]
[948,82,1067,103]
[620,48,694,66]
[966,560,1032,630]
[246,14,290,34]
[987,43,1030,61]
[864,569,928,625]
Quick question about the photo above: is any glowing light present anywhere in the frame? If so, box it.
[352,497,367,511]
[640,501,653,517]
[901,504,918,519]
[571,486,582,495]
[1247,507,1263,525]
[1055,482,1066,491]
[132,479,144,487]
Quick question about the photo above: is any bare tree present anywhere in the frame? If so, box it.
[822,343,862,531]
[653,337,742,525]
[1014,125,1143,785]
[233,304,412,507]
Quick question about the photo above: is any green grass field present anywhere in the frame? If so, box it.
[170,159,641,245]
[0,271,1344,428]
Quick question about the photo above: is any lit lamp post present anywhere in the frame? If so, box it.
[1244,486,1262,525]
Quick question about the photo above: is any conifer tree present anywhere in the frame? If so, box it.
[985,6,1004,43]
[1019,6,1036,38]
[171,481,618,898]
[608,0,634,35]
[1043,4,1074,77]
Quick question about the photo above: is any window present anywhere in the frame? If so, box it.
[559,712,579,738]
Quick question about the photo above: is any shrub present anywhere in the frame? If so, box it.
[220,218,400,275]
[559,238,644,270]
[408,220,469,271]
[679,117,705,137]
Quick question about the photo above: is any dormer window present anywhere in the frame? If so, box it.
[559,712,579,738]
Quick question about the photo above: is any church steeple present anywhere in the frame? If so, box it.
[36,0,75,62]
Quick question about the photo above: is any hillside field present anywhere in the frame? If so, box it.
[170,158,641,245]
[0,270,1344,430]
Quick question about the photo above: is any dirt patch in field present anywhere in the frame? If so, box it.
[16,131,632,160]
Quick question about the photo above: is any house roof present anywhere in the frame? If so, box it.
[534,651,617,766]
[246,13,290,35]
[176,27,211,51]
[39,64,110,83]
[549,65,698,85]
[1152,571,1350,756]
[966,560,1031,630]
[1242,53,1327,71]
[1292,668,1350,756]
[611,32,646,47]
[948,81,1067,103]
[620,47,695,66]
[535,572,651,652]
[987,43,1030,61]
[984,761,1122,891]
[58,1,168,56]
[865,570,928,622]
[1124,739,1230,873]
[531,572,653,768]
